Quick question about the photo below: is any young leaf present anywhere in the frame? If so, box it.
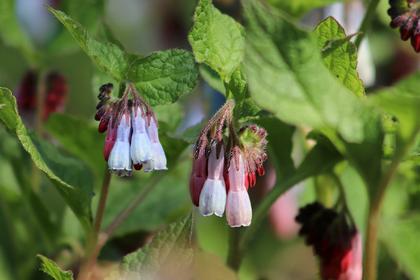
[0,88,94,237]
[314,17,365,99]
[45,113,105,178]
[46,5,129,82]
[120,213,193,279]
[189,0,245,81]
[127,50,199,106]
[266,0,352,19]
[243,1,366,144]
[226,64,248,102]
[38,255,74,280]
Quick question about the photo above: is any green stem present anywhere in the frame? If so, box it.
[77,175,163,280]
[227,227,240,270]
[93,166,112,236]
[354,0,382,49]
[234,171,311,270]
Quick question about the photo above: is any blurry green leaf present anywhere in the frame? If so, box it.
[45,113,105,177]
[127,50,199,106]
[189,0,244,81]
[235,98,268,122]
[314,17,365,99]
[104,160,191,236]
[47,0,105,55]
[38,255,74,280]
[153,103,183,133]
[244,1,366,144]
[381,215,420,279]
[120,213,193,279]
[266,0,351,18]
[255,118,295,179]
[0,0,35,61]
[199,64,224,93]
[46,6,129,82]
[0,88,93,237]
[193,250,238,280]
[179,121,205,144]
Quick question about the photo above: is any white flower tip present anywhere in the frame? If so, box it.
[199,179,226,218]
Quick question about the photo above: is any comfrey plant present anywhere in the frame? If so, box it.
[95,83,167,177]
[189,100,267,227]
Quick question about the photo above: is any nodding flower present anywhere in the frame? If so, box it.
[94,83,168,177]
[189,100,268,227]
[296,202,363,280]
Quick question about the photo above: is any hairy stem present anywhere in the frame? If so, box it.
[354,0,381,49]
[227,227,240,270]
[93,166,112,236]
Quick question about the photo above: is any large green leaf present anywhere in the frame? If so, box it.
[127,50,199,106]
[243,1,366,144]
[38,255,74,280]
[314,17,365,99]
[46,6,129,82]
[45,113,105,177]
[0,88,93,236]
[119,213,193,279]
[381,215,420,279]
[266,0,351,19]
[189,0,244,81]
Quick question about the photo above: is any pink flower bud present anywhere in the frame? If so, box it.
[339,233,363,280]
[226,153,252,227]
[189,143,207,207]
[199,145,226,217]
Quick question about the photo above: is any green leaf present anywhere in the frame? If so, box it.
[266,0,351,19]
[47,0,105,55]
[152,103,183,133]
[38,255,74,280]
[179,121,206,145]
[0,88,93,237]
[243,1,366,144]
[189,0,245,81]
[314,17,365,99]
[235,98,268,122]
[44,113,105,177]
[226,63,248,102]
[120,213,193,279]
[199,64,224,93]
[46,5,129,82]
[0,0,35,61]
[381,215,420,279]
[127,50,199,106]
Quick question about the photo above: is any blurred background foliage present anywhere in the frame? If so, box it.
[1,0,420,279]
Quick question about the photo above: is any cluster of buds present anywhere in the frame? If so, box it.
[295,202,362,280]
[388,0,420,52]
[189,100,268,227]
[95,83,167,177]
[16,70,68,120]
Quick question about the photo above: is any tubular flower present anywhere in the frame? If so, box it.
[189,100,268,227]
[388,0,420,52]
[94,83,168,177]
[295,202,362,280]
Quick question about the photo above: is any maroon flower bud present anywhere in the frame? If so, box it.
[16,70,37,111]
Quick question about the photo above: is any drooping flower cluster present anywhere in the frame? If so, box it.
[388,0,420,52]
[295,202,363,280]
[94,83,167,177]
[189,100,268,227]
[16,70,68,121]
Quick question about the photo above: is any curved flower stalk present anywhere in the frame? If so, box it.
[189,100,268,227]
[296,202,363,280]
[94,83,168,177]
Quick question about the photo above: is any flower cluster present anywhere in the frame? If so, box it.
[94,83,167,177]
[388,0,420,52]
[16,70,68,120]
[189,100,267,227]
[295,202,362,280]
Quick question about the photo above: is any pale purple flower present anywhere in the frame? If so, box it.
[199,145,226,217]
[130,107,154,167]
[108,114,132,177]
[145,117,167,171]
